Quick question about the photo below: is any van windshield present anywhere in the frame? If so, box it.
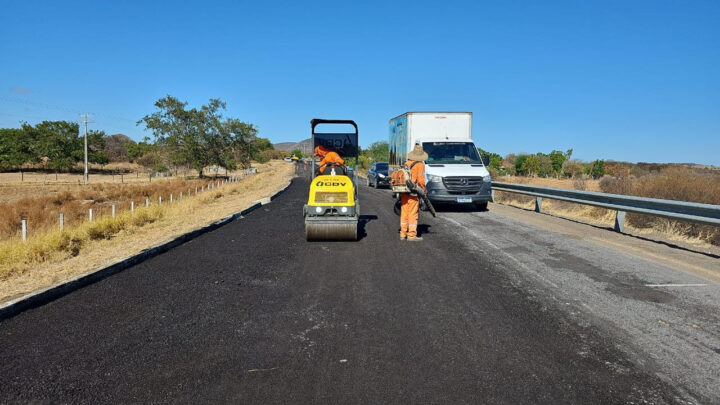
[422,142,482,164]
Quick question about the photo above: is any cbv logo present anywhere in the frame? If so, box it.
[316,181,347,187]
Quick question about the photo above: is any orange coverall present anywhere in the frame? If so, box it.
[400,160,426,239]
[318,151,345,174]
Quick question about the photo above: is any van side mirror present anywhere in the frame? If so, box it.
[482,155,490,166]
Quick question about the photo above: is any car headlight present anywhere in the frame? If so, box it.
[483,175,491,182]
[378,173,385,178]
[315,206,323,213]
[340,206,348,213]
[428,175,442,183]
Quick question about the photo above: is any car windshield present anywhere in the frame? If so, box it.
[376,163,388,171]
[422,142,482,164]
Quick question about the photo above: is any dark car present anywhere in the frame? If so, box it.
[366,162,389,188]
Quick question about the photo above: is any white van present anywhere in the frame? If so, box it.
[389,112,492,210]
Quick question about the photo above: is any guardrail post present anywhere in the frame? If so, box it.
[159,196,162,205]
[535,197,543,213]
[112,204,116,218]
[195,187,198,195]
[491,189,495,202]
[21,219,27,242]
[145,197,149,207]
[131,201,135,213]
[89,208,93,222]
[170,194,173,203]
[59,213,64,230]
[614,210,626,233]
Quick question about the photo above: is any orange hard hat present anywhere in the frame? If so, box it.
[314,145,330,157]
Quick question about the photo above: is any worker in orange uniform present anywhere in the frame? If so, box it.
[314,145,346,175]
[400,144,428,241]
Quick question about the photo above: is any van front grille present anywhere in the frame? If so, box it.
[442,176,483,194]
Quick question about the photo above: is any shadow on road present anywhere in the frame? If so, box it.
[433,203,487,213]
[358,214,378,240]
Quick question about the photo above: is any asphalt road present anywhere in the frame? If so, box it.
[1,170,717,403]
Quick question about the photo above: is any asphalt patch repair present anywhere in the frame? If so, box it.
[0,175,683,403]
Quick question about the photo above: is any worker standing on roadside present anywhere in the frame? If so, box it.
[400,144,428,241]
[314,145,345,175]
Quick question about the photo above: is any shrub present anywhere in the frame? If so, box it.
[599,177,633,195]
[573,177,588,191]
[562,160,584,178]
[590,160,605,179]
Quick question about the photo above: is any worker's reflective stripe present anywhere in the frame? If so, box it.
[409,224,417,229]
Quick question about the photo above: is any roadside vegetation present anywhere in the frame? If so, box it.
[0,95,284,176]
[487,154,720,247]
[0,160,295,303]
[0,96,297,301]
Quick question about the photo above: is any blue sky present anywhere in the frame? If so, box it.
[1,0,718,164]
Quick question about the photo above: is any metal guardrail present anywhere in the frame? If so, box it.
[492,181,720,232]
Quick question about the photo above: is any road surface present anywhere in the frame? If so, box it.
[1,171,718,403]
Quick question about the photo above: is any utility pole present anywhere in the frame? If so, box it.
[78,114,94,184]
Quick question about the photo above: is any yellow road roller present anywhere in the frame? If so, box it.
[304,119,359,241]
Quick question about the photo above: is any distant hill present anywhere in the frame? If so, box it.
[274,138,313,155]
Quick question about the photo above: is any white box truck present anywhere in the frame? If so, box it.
[389,112,492,210]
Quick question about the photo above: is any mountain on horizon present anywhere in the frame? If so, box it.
[274,138,312,155]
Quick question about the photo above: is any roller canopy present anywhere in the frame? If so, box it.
[311,119,359,159]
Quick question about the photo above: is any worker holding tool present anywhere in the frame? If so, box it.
[314,145,345,175]
[399,144,428,241]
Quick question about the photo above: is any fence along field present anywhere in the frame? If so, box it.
[0,167,258,279]
[0,161,294,303]
[0,167,255,240]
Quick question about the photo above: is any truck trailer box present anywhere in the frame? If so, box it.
[389,112,492,210]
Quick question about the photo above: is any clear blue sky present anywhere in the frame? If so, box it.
[1,0,718,165]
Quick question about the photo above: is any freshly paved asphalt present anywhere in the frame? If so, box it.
[0,170,692,403]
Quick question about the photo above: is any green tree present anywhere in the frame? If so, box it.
[367,141,389,162]
[0,128,31,168]
[477,147,502,170]
[590,159,605,179]
[24,121,82,171]
[87,130,109,165]
[290,148,304,158]
[125,137,155,162]
[520,154,542,176]
[249,137,274,164]
[138,96,252,177]
[549,150,566,175]
[224,118,259,167]
[514,154,529,175]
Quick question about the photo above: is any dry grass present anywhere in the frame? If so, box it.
[499,175,602,192]
[0,165,263,237]
[0,160,295,304]
[494,170,720,247]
